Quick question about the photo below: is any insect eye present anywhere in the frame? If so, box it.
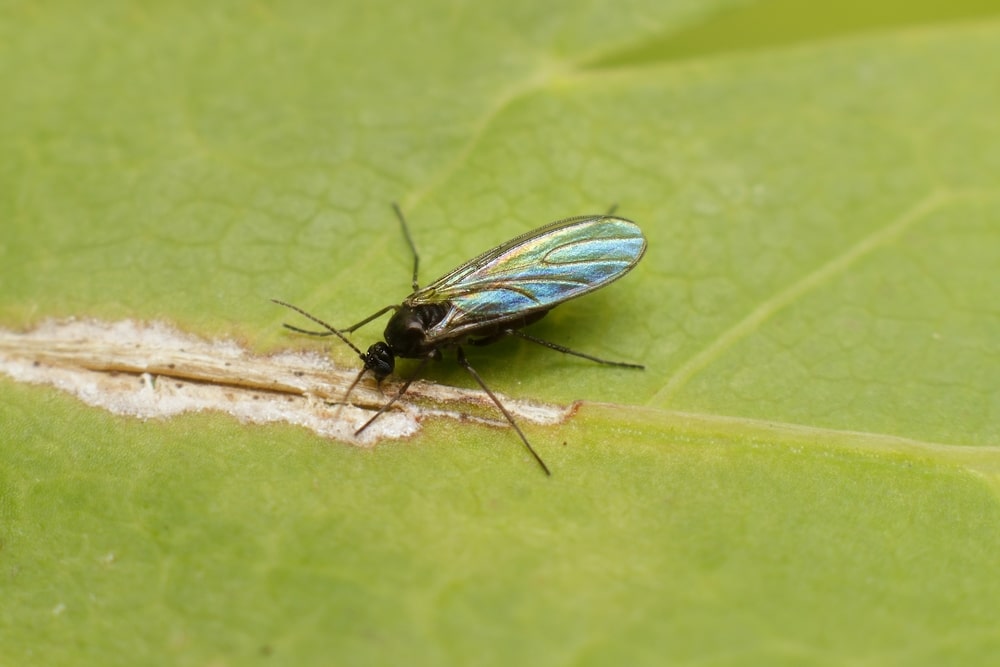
[363,342,395,381]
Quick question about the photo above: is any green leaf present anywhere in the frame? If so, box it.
[3,1,1000,664]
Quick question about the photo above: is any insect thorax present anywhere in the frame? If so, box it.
[383,302,449,357]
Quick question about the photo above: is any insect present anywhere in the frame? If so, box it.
[274,203,647,475]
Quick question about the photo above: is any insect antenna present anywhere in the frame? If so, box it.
[456,347,551,476]
[272,298,377,419]
[271,299,364,356]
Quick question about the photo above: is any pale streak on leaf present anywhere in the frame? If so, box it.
[0,319,571,445]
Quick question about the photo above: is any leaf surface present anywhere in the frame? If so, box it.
[2,1,1000,664]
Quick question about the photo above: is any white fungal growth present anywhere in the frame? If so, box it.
[0,319,572,446]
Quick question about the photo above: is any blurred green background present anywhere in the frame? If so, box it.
[2,1,999,665]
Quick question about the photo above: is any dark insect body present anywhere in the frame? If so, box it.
[274,204,646,475]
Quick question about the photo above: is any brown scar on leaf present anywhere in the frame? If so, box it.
[0,319,573,446]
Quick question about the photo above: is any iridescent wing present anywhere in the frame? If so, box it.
[407,215,646,341]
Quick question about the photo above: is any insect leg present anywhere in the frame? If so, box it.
[336,366,369,411]
[605,203,618,215]
[271,299,365,356]
[341,304,400,333]
[508,329,644,369]
[392,202,420,291]
[273,299,397,339]
[455,346,551,477]
[354,355,431,436]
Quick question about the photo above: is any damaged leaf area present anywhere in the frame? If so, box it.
[0,319,571,444]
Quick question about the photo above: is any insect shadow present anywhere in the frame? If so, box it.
[274,203,647,475]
